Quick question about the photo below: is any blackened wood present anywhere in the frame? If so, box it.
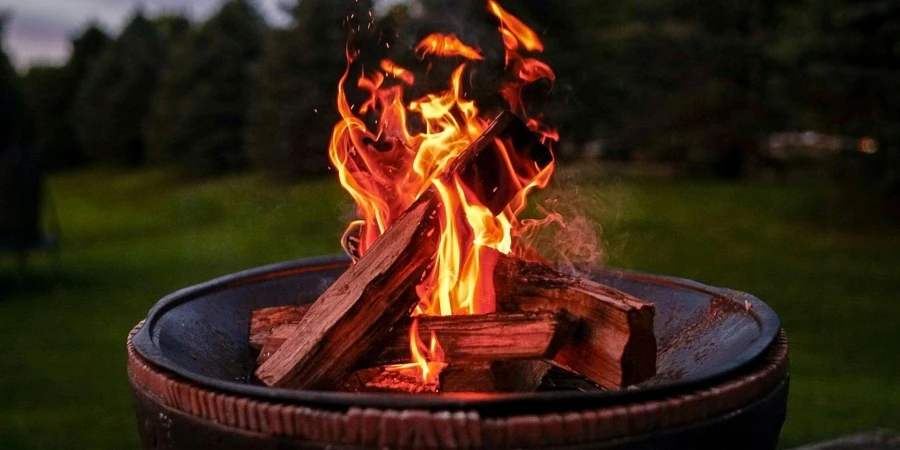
[255,311,578,367]
[255,113,553,389]
[494,256,657,389]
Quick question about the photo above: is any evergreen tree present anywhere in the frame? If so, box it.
[782,0,900,145]
[246,0,375,176]
[0,14,24,151]
[146,0,265,175]
[0,15,38,241]
[71,14,164,165]
[22,25,109,169]
[779,0,900,216]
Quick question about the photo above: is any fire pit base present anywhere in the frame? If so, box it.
[128,324,788,449]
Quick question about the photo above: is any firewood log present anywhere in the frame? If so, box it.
[249,305,311,349]
[494,256,656,389]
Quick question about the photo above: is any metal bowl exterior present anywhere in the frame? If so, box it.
[128,324,789,449]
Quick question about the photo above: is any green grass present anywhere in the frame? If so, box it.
[1,167,898,448]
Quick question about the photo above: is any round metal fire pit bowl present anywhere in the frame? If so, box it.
[128,255,789,449]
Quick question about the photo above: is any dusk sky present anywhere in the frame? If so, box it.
[0,0,407,70]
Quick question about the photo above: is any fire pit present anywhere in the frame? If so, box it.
[128,255,788,449]
[128,2,789,447]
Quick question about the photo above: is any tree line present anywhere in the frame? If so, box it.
[0,0,897,187]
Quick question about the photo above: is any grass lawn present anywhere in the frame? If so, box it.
[1,166,898,448]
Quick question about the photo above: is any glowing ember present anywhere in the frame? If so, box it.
[328,0,556,384]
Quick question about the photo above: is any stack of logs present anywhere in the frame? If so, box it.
[251,113,657,393]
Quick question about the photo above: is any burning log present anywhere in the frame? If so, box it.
[255,113,553,389]
[494,256,657,389]
[255,310,578,366]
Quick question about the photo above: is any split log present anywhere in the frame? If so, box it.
[255,112,553,389]
[494,256,657,389]
[256,310,578,367]
[249,305,311,349]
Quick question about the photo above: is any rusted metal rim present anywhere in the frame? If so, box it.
[128,323,789,448]
[131,255,782,413]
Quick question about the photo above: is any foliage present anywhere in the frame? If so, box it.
[70,14,165,166]
[146,0,265,176]
[775,0,900,218]
[246,0,375,177]
[21,26,109,170]
[0,15,24,151]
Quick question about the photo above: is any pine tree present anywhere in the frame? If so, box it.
[146,0,265,175]
[71,14,164,165]
[246,0,375,177]
[22,25,109,169]
[0,15,24,152]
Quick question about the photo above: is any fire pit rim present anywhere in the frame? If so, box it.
[132,254,781,413]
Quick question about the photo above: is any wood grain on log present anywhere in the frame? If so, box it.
[494,256,657,389]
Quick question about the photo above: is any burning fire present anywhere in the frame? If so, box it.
[329,0,556,384]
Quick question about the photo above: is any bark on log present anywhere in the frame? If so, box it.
[494,256,657,389]
[255,311,577,367]
[255,112,553,389]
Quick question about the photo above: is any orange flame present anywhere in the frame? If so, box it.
[487,0,544,52]
[380,59,415,85]
[329,1,556,383]
[415,33,484,60]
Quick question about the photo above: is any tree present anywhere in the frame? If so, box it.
[246,0,375,177]
[780,0,900,145]
[22,25,109,169]
[0,14,24,152]
[778,0,900,218]
[146,0,265,175]
[0,14,41,243]
[71,13,164,165]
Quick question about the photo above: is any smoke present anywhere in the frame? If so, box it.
[516,168,627,276]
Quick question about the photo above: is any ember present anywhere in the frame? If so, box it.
[253,0,656,393]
